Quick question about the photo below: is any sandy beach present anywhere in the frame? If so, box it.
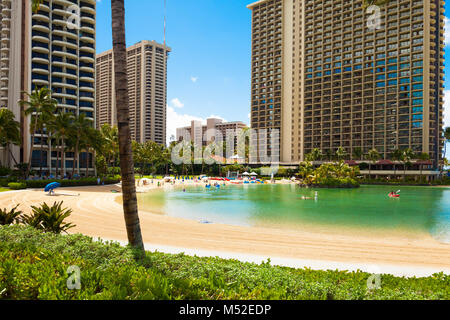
[1,182,449,277]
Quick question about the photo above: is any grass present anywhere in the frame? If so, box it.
[0,188,9,192]
[0,225,448,300]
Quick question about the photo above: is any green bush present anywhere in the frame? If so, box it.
[0,166,11,177]
[7,182,27,190]
[0,205,22,226]
[20,202,75,234]
[23,176,120,189]
[0,179,7,188]
[0,225,448,300]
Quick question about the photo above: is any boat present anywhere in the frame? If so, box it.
[388,192,400,198]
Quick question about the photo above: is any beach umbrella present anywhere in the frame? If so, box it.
[44,182,61,192]
[242,172,250,176]
[250,172,258,176]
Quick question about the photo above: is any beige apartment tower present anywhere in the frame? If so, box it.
[176,118,248,149]
[248,0,445,168]
[0,0,96,173]
[96,40,170,145]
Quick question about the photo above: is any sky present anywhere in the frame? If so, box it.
[95,0,450,154]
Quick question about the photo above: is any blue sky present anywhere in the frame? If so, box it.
[96,0,450,154]
[96,0,255,142]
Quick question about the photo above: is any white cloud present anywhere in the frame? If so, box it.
[166,108,230,145]
[209,115,227,122]
[190,76,199,83]
[445,17,450,46]
[169,98,184,109]
[166,107,203,145]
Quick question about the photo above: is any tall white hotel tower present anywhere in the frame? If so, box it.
[0,0,96,174]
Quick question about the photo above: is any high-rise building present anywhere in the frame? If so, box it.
[96,40,170,146]
[0,0,96,174]
[176,118,248,149]
[248,0,445,168]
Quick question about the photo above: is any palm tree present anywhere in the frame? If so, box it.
[416,152,430,181]
[31,0,44,13]
[111,0,144,252]
[390,148,403,179]
[366,148,381,179]
[336,147,347,162]
[325,149,334,162]
[0,108,20,167]
[400,148,415,182]
[298,161,314,183]
[100,124,119,168]
[51,112,74,178]
[37,102,56,176]
[305,148,322,163]
[82,127,103,178]
[352,147,363,161]
[19,87,57,178]
[69,114,92,177]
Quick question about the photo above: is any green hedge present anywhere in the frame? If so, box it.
[7,183,27,190]
[0,225,448,300]
[22,177,121,189]
[1,176,121,189]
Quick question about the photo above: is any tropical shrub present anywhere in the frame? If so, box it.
[7,182,27,190]
[0,166,11,177]
[298,161,360,188]
[0,225,448,300]
[20,202,75,234]
[0,205,22,225]
[23,176,120,189]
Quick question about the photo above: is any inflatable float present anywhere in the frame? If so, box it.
[388,192,400,198]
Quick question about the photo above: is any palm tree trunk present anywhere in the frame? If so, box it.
[85,149,89,178]
[7,144,18,166]
[39,125,43,177]
[111,0,144,252]
[56,139,60,178]
[61,139,65,178]
[26,116,39,178]
[72,140,79,177]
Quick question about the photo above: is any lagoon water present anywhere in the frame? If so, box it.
[138,184,450,243]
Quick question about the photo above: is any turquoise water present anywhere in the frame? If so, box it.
[137,185,450,243]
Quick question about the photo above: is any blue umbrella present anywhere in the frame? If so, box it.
[44,182,61,193]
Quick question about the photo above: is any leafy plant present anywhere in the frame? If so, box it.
[0,225,448,300]
[21,202,75,234]
[7,182,27,190]
[0,166,12,177]
[0,205,22,225]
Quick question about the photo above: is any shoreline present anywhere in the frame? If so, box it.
[0,183,449,277]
